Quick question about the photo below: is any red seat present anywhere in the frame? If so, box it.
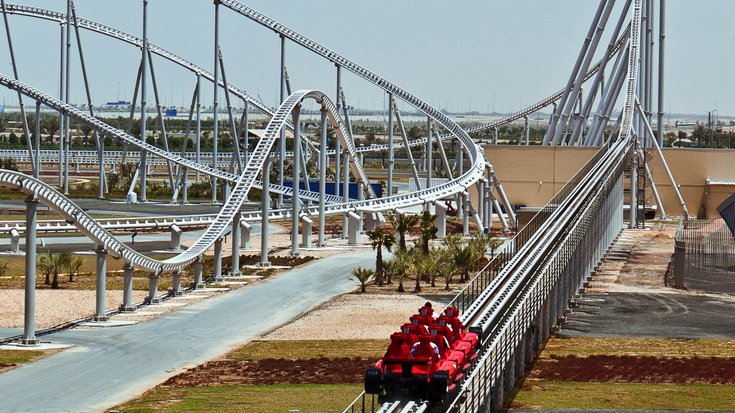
[427,325,466,367]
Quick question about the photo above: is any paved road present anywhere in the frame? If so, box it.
[0,250,374,413]
[559,292,735,339]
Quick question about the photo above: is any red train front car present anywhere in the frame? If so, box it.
[364,305,479,401]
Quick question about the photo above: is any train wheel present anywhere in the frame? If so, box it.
[365,367,383,394]
[430,371,449,400]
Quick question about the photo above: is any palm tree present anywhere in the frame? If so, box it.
[393,250,414,293]
[67,255,84,282]
[488,237,504,259]
[413,253,435,293]
[38,251,71,289]
[383,258,397,285]
[42,116,61,142]
[419,210,438,255]
[453,246,476,283]
[437,257,457,290]
[366,227,395,287]
[351,267,374,293]
[388,213,418,251]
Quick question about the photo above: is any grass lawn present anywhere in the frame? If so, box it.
[0,349,51,372]
[118,383,363,413]
[512,381,735,410]
[229,339,387,361]
[544,336,735,358]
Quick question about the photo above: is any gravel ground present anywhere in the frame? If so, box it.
[264,293,443,340]
[0,289,148,328]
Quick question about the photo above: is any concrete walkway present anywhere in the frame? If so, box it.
[0,250,373,413]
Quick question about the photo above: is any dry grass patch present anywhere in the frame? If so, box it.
[0,349,57,373]
[117,383,362,413]
[545,336,735,358]
[512,381,735,410]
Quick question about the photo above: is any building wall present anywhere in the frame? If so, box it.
[482,146,735,219]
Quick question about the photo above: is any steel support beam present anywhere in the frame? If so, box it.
[21,196,38,345]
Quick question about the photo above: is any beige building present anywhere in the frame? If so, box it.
[482,146,735,219]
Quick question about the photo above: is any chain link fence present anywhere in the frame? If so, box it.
[674,219,735,295]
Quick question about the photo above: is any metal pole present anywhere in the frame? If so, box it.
[278,34,286,207]
[657,0,666,146]
[139,0,149,202]
[387,92,394,196]
[318,107,327,246]
[146,51,175,189]
[195,74,201,183]
[122,263,135,311]
[70,1,105,198]
[34,101,40,179]
[21,196,38,345]
[217,50,243,174]
[1,0,34,171]
[213,238,223,282]
[63,0,71,195]
[291,104,301,256]
[551,0,616,146]
[243,100,249,165]
[231,211,241,276]
[260,155,271,266]
[636,99,688,218]
[58,22,65,188]
[334,65,341,201]
[543,0,609,145]
[94,245,108,321]
[425,117,432,191]
[342,151,349,238]
[211,0,220,203]
[393,99,421,189]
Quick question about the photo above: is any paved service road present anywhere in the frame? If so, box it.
[560,292,735,339]
[0,250,373,413]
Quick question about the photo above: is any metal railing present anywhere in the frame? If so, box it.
[674,219,735,295]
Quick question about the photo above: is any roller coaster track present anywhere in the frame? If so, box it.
[444,1,643,411]
[4,2,627,162]
[343,0,644,411]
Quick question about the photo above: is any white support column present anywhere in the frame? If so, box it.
[240,221,251,249]
[94,245,108,321]
[347,211,361,245]
[171,270,183,296]
[260,156,271,267]
[230,211,241,276]
[435,202,447,239]
[291,105,301,256]
[169,224,182,251]
[121,263,135,311]
[301,215,313,248]
[21,196,38,345]
[318,107,328,246]
[463,192,471,236]
[147,271,160,304]
[9,228,20,253]
[213,238,224,282]
[193,258,205,289]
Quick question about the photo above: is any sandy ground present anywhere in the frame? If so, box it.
[264,293,444,340]
[181,226,366,261]
[0,289,148,328]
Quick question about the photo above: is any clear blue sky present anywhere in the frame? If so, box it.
[1,0,732,117]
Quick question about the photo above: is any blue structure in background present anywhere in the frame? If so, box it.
[285,181,382,199]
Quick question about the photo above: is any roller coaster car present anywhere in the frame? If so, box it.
[364,306,480,401]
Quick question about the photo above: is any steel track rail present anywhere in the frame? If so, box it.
[217,0,486,186]
[441,2,643,411]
